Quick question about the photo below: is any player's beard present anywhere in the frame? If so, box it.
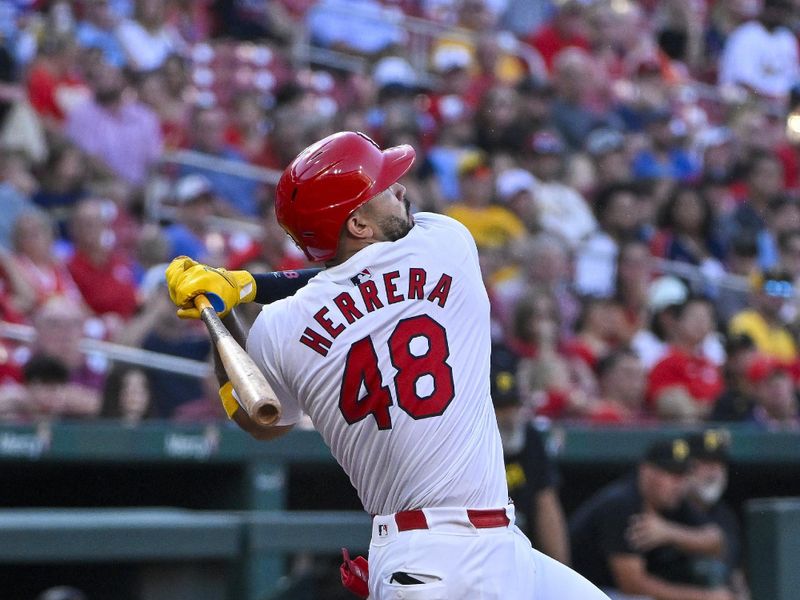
[377,199,413,241]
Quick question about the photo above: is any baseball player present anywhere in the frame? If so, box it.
[166,131,610,599]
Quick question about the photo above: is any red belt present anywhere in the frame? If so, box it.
[394,508,510,532]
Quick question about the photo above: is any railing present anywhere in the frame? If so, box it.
[0,320,211,377]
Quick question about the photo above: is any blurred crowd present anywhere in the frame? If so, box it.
[0,0,799,432]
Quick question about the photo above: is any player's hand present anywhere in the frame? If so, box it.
[626,511,672,551]
[165,256,257,318]
[165,256,200,305]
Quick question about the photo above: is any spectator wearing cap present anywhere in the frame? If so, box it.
[631,110,700,182]
[745,354,799,429]
[585,128,632,192]
[444,151,526,252]
[686,431,749,598]
[587,348,650,426]
[694,128,736,186]
[494,168,540,233]
[521,130,597,249]
[64,61,163,186]
[574,184,641,298]
[491,364,570,564]
[163,174,217,263]
[647,297,724,422]
[729,267,797,362]
[569,437,729,600]
[719,0,799,100]
[178,106,261,217]
[709,334,758,422]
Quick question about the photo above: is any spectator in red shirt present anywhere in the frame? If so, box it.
[526,0,591,72]
[25,36,90,131]
[647,296,724,422]
[67,198,138,324]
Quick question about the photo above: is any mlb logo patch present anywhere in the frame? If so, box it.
[378,524,388,537]
[351,269,372,286]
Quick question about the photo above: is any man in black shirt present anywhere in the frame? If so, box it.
[491,364,570,565]
[686,430,749,598]
[569,437,733,600]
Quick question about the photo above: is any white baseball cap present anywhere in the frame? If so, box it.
[648,275,688,312]
[174,174,213,204]
[373,56,418,89]
[496,169,538,202]
[432,45,472,73]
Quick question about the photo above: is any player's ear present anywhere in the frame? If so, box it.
[344,207,375,242]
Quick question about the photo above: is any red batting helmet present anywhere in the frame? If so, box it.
[275,131,416,262]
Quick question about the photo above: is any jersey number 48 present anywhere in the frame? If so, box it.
[338,314,455,430]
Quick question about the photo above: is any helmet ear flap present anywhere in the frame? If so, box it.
[275,131,416,262]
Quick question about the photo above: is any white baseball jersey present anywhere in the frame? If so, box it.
[247,213,508,516]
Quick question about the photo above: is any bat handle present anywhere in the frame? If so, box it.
[194,294,214,313]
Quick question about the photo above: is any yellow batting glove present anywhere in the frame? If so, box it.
[165,256,199,306]
[219,381,239,419]
[164,258,257,319]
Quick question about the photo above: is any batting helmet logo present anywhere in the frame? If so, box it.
[275,131,416,262]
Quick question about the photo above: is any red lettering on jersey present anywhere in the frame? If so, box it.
[383,270,404,304]
[299,327,333,357]
[333,292,364,324]
[313,307,345,338]
[358,280,384,312]
[427,273,452,308]
[408,268,427,299]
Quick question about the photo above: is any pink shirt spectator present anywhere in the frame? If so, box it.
[65,99,163,185]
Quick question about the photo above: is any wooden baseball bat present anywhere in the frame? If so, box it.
[194,295,281,426]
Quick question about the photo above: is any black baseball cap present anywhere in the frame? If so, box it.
[687,430,730,463]
[643,437,692,474]
[490,368,520,409]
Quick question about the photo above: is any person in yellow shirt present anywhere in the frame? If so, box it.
[729,268,797,362]
[444,152,527,285]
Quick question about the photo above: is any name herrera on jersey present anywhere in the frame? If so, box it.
[299,268,453,357]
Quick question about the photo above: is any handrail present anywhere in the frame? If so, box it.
[0,321,212,378]
[161,150,282,184]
